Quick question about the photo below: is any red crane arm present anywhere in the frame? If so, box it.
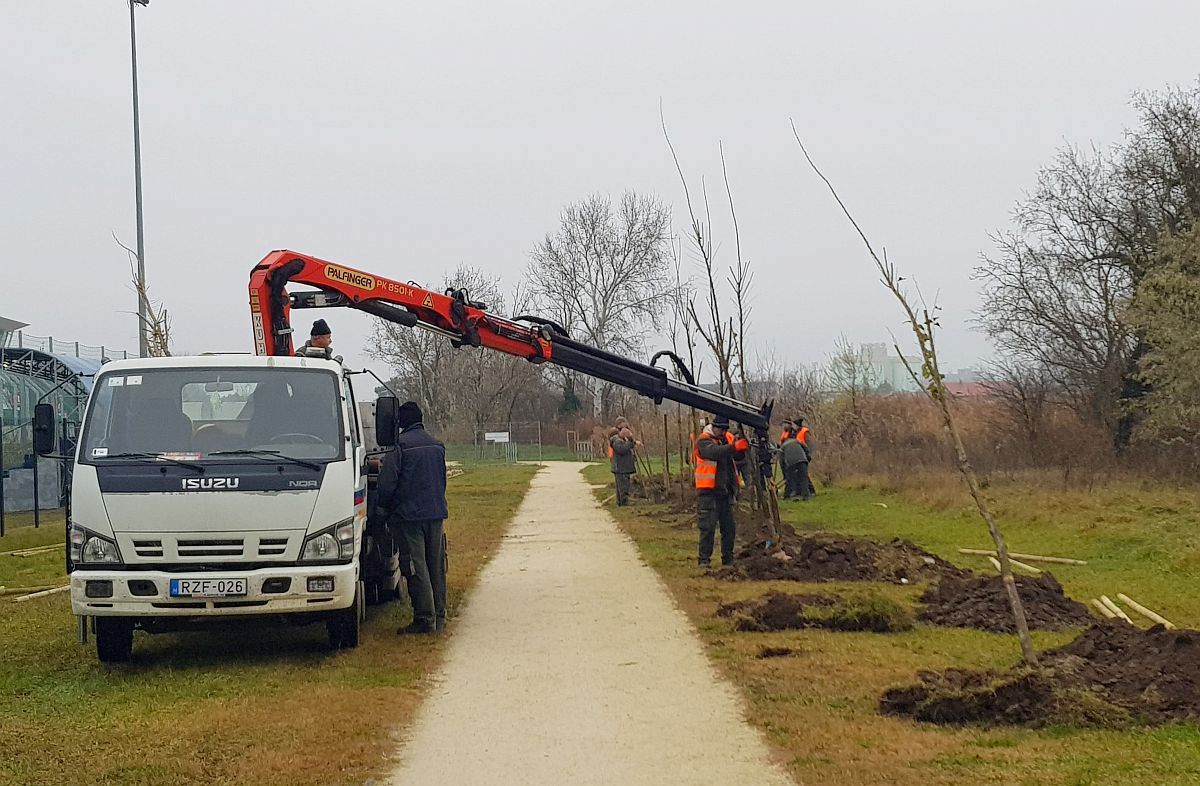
[248,249,772,431]
[249,249,550,360]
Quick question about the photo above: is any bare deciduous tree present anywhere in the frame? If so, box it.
[794,124,1040,667]
[977,82,1200,447]
[526,192,675,417]
[662,114,774,520]
[368,266,541,440]
[981,360,1059,464]
[116,232,170,357]
[827,336,878,409]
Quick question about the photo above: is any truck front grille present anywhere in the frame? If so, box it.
[120,533,299,562]
[133,539,163,558]
[177,538,245,558]
[257,538,288,557]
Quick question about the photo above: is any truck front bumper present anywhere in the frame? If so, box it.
[70,563,358,617]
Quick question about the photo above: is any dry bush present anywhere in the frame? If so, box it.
[809,392,1122,491]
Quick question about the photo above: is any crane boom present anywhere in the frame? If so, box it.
[248,250,772,432]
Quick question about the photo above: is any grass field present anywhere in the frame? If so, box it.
[585,465,1200,786]
[0,463,536,786]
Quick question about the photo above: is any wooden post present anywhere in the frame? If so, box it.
[662,414,670,498]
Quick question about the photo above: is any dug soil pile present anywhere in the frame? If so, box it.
[714,525,968,584]
[718,591,915,633]
[881,620,1200,727]
[919,572,1094,633]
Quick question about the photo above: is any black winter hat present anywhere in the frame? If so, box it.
[311,319,331,337]
[397,401,423,429]
[712,415,730,428]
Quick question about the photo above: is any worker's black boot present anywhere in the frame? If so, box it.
[398,622,437,635]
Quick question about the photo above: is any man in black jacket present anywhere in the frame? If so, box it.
[376,402,449,634]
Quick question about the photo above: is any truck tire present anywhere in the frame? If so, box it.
[327,582,362,650]
[95,617,134,663]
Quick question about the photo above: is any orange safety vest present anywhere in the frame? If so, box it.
[693,431,742,490]
[796,426,809,445]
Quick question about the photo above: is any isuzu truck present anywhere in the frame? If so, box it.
[35,354,403,662]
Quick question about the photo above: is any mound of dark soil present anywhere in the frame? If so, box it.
[919,572,1095,633]
[720,591,915,633]
[881,620,1200,727]
[714,526,968,584]
[716,593,835,618]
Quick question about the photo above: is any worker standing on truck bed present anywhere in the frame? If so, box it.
[297,319,335,359]
[376,401,449,635]
[609,416,639,506]
[694,415,749,567]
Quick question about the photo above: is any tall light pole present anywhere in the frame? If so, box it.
[129,0,149,357]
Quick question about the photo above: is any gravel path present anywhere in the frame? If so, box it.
[384,462,794,786]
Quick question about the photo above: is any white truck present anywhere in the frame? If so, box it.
[34,353,404,662]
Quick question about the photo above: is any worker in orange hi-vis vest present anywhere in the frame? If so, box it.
[693,415,749,567]
[608,417,639,506]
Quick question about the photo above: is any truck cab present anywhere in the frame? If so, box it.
[38,353,399,662]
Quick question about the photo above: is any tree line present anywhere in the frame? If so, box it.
[369,82,1200,477]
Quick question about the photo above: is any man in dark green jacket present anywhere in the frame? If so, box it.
[609,417,638,506]
[780,434,812,501]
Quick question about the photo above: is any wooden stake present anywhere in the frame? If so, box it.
[15,585,70,602]
[987,556,1002,572]
[662,414,671,499]
[958,548,1086,566]
[1008,558,1042,575]
[1091,599,1116,619]
[0,584,59,596]
[1117,593,1176,629]
[1098,595,1132,623]
[1,543,64,557]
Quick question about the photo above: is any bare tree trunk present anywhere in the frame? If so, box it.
[793,123,1039,667]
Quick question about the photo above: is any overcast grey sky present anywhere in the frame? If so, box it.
[3,1,1198,382]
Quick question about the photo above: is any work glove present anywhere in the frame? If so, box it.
[733,437,750,452]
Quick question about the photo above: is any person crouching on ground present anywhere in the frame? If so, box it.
[609,417,639,506]
[376,401,449,634]
[694,415,749,567]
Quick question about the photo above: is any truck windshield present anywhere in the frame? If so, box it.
[80,367,344,462]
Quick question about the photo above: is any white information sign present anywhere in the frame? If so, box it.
[484,431,510,443]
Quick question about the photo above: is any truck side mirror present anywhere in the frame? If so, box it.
[33,403,56,456]
[375,396,398,447]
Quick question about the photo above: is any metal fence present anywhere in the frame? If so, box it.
[461,421,544,464]
[6,331,136,363]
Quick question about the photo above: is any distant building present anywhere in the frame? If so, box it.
[858,343,922,393]
[824,343,985,396]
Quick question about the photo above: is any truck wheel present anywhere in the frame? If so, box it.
[327,582,362,650]
[95,617,134,663]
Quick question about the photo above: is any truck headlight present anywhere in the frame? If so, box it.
[70,523,122,565]
[302,519,356,563]
[301,533,339,562]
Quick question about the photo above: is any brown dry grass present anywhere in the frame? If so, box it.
[0,464,536,786]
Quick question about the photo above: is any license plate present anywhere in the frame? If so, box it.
[169,578,248,598]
